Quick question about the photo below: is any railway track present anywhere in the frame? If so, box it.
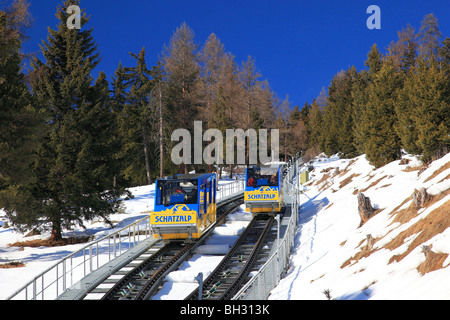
[83,198,244,300]
[185,214,278,300]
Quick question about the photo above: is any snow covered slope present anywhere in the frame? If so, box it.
[1,154,449,300]
[270,153,450,300]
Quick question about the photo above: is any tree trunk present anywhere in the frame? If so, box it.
[159,81,164,179]
[50,219,62,242]
[357,192,374,226]
[142,126,152,185]
[413,188,429,208]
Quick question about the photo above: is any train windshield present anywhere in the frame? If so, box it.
[246,167,279,187]
[157,180,198,206]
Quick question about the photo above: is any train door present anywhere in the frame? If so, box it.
[213,178,216,204]
[208,180,212,206]
[199,183,206,215]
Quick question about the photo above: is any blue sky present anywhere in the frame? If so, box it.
[18,0,450,108]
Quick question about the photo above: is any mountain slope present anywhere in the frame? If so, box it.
[270,153,450,300]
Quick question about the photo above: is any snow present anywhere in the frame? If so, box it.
[0,184,156,300]
[269,152,450,300]
[152,205,252,300]
[1,152,449,300]
[195,245,230,255]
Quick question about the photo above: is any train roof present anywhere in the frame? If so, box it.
[247,164,283,169]
[158,173,216,182]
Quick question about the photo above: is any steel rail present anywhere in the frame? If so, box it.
[185,215,276,300]
[97,198,244,300]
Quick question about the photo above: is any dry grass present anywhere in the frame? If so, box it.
[342,189,449,270]
[339,159,357,177]
[341,246,380,269]
[339,173,360,189]
[360,175,387,192]
[402,165,427,173]
[8,236,90,248]
[390,189,449,226]
[424,161,450,183]
[417,251,449,275]
[314,173,330,187]
[387,196,450,264]
[438,173,450,184]
[0,262,25,269]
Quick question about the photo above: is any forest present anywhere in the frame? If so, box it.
[0,0,449,239]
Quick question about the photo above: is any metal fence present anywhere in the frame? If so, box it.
[7,180,244,300]
[232,158,302,300]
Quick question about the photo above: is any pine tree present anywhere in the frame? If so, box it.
[121,48,155,185]
[320,67,356,157]
[365,44,382,77]
[351,70,370,154]
[0,0,40,187]
[388,24,418,74]
[439,37,450,76]
[199,33,226,122]
[306,99,322,150]
[162,22,200,173]
[351,45,384,156]
[400,57,449,162]
[418,13,442,61]
[364,57,402,167]
[238,55,261,131]
[199,33,226,171]
[109,62,128,187]
[0,0,44,232]
[19,0,126,241]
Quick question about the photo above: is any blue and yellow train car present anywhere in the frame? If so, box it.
[244,165,283,214]
[150,173,217,241]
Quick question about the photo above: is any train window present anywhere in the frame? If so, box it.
[157,180,198,206]
[208,181,212,204]
[212,179,216,203]
[199,183,206,214]
[247,167,279,187]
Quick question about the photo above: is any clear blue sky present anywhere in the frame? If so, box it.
[18,0,450,108]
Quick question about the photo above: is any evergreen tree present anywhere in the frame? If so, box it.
[0,0,44,232]
[320,67,356,157]
[289,105,301,124]
[351,70,370,154]
[14,0,127,241]
[365,44,382,77]
[0,0,40,187]
[306,99,322,150]
[110,62,128,186]
[400,57,449,162]
[364,57,402,167]
[439,37,450,76]
[121,48,155,185]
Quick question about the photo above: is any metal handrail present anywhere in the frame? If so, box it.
[7,179,244,300]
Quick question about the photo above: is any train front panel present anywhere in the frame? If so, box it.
[244,165,283,213]
[150,174,217,240]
